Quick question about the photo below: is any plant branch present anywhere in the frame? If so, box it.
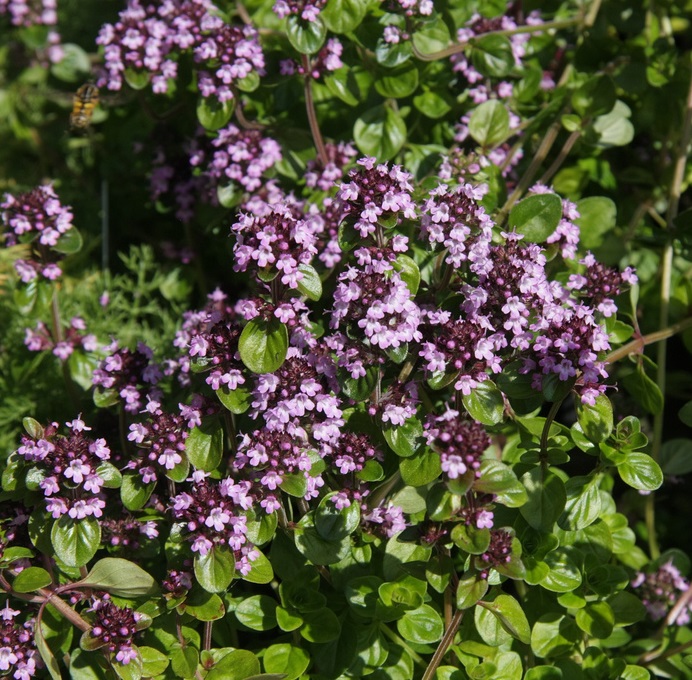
[380,623,427,668]
[603,316,692,365]
[411,17,582,62]
[302,56,328,166]
[422,609,464,680]
[537,129,581,186]
[496,119,562,225]
[645,67,692,560]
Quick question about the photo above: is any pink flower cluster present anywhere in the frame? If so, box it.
[92,341,163,413]
[273,0,326,22]
[280,38,344,79]
[331,247,422,352]
[24,316,99,361]
[98,0,265,101]
[14,417,111,520]
[338,157,417,237]
[87,594,145,665]
[190,123,282,194]
[305,142,357,192]
[126,400,193,484]
[425,409,490,481]
[632,562,692,624]
[169,475,259,574]
[231,203,320,289]
[420,182,493,269]
[0,601,38,679]
[0,0,55,26]
[1,184,74,282]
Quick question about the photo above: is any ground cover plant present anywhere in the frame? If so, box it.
[1,0,692,678]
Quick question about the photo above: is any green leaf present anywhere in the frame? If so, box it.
[14,278,38,315]
[51,516,100,568]
[123,68,150,90]
[216,385,252,414]
[194,546,235,593]
[36,619,62,680]
[383,417,423,458]
[679,401,692,427]
[286,15,326,54]
[508,193,562,243]
[591,100,634,147]
[53,226,83,254]
[295,514,351,565]
[621,366,663,415]
[531,613,580,658]
[375,63,419,99]
[572,75,616,118]
[177,590,225,621]
[354,105,407,161]
[413,91,451,119]
[263,644,310,680]
[315,492,361,540]
[12,566,52,593]
[400,448,442,487]
[576,395,614,443]
[297,263,322,301]
[217,183,241,208]
[462,380,505,425]
[0,547,34,567]
[557,476,602,531]
[575,197,617,250]
[450,523,490,555]
[575,602,614,639]
[660,438,692,476]
[235,595,278,631]
[23,417,44,439]
[140,646,170,677]
[607,591,646,625]
[171,644,199,679]
[166,455,190,483]
[276,605,303,631]
[120,473,155,511]
[474,460,527,508]
[301,607,342,643]
[478,594,530,645]
[51,43,91,82]
[280,472,309,498]
[196,97,234,131]
[324,67,361,106]
[112,650,143,680]
[617,453,663,491]
[78,558,159,597]
[239,318,289,374]
[185,421,223,472]
[93,387,120,408]
[242,550,274,584]
[321,0,366,33]
[236,71,260,93]
[542,548,582,592]
[95,461,122,489]
[468,100,510,148]
[397,604,443,644]
[393,254,420,295]
[342,367,378,402]
[471,34,515,78]
[375,38,413,68]
[520,468,566,531]
[456,574,489,609]
[412,16,451,54]
[206,650,261,680]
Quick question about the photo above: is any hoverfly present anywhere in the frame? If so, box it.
[69,82,100,131]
